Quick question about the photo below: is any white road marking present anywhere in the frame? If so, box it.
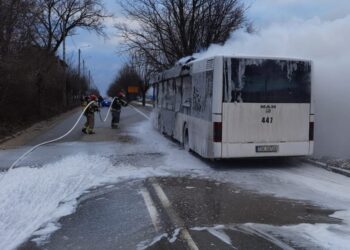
[152,182,199,250]
[140,188,161,232]
[130,105,151,120]
[133,105,198,248]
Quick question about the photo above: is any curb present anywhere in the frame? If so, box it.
[0,107,81,148]
[0,131,23,145]
[304,158,350,178]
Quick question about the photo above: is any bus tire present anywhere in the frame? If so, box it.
[183,125,190,152]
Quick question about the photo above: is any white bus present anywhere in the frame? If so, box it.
[152,56,314,159]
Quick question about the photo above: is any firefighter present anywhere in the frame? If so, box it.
[82,94,99,134]
[111,91,127,128]
[98,95,103,108]
[81,95,90,133]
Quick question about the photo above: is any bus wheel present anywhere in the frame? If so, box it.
[183,126,190,152]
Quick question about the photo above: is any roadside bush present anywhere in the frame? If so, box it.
[0,47,88,138]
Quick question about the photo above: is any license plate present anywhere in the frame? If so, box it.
[256,145,279,153]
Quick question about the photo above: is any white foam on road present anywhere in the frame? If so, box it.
[192,221,350,250]
[136,228,182,250]
[136,233,168,250]
[132,121,350,249]
[169,228,181,243]
[2,118,350,249]
[134,120,350,207]
[192,225,232,246]
[244,212,350,250]
[0,154,169,250]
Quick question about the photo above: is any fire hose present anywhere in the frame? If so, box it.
[8,98,116,170]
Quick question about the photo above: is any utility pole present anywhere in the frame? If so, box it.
[78,45,90,78]
[78,49,81,76]
[83,59,85,77]
[63,37,66,62]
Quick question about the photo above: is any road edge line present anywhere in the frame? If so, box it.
[130,105,151,120]
[152,182,199,250]
[140,188,161,232]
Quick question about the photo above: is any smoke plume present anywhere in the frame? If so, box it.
[197,16,350,158]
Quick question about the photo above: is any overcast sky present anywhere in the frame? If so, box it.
[64,0,350,95]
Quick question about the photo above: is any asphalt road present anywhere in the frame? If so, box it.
[1,104,349,249]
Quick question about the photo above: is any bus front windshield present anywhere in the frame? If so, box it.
[223,58,311,103]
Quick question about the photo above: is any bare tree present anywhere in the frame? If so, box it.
[130,51,155,106]
[0,0,97,139]
[107,63,142,98]
[33,0,109,53]
[0,0,37,110]
[0,0,37,57]
[116,0,249,69]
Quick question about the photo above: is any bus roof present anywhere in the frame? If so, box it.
[194,55,311,63]
[150,64,191,84]
[151,55,312,84]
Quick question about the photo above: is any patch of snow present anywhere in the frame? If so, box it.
[176,56,196,65]
[325,158,350,170]
[136,233,168,250]
[244,210,350,250]
[31,222,60,245]
[168,228,181,243]
[137,228,181,249]
[192,222,350,250]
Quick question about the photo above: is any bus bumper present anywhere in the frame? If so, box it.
[220,141,313,158]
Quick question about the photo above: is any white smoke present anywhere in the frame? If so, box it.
[196,15,350,158]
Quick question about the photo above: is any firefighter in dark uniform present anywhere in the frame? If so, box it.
[111,92,127,128]
[82,95,99,134]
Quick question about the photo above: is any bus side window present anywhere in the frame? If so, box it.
[162,81,166,109]
[168,79,175,111]
[157,82,160,107]
[165,80,173,111]
[164,80,168,109]
[175,78,182,112]
[154,83,158,107]
[182,76,192,108]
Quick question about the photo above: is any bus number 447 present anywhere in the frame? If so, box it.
[262,117,273,123]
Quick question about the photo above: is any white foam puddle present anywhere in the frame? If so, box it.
[192,225,232,246]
